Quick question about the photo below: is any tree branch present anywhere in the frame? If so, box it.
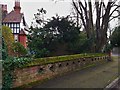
[109,5,120,17]
[78,0,85,10]
[111,0,118,6]
[109,14,120,22]
[72,0,86,29]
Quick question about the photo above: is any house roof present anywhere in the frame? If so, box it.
[2,10,23,23]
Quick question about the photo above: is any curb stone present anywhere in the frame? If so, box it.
[104,77,119,90]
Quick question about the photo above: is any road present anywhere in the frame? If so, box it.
[33,56,119,88]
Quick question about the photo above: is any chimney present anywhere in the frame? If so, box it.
[2,5,7,12]
[1,4,8,19]
[14,0,21,13]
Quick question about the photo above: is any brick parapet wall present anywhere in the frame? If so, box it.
[12,56,109,87]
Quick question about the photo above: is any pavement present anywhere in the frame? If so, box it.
[33,56,119,88]
[105,77,120,90]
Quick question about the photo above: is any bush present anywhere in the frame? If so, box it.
[103,43,113,53]
[13,42,28,57]
[2,37,8,60]
[110,26,120,47]
[2,26,14,56]
[2,57,32,88]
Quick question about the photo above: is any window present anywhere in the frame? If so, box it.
[17,24,20,27]
[17,28,19,33]
[13,24,15,27]
[5,23,7,26]
[9,23,11,27]
[14,24,16,27]
[2,23,4,26]
[13,28,16,33]
[8,23,10,27]
[11,24,13,27]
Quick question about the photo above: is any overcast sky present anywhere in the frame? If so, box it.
[0,0,72,26]
[0,0,119,29]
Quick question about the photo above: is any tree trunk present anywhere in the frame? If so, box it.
[72,0,119,53]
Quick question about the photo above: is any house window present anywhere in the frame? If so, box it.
[13,24,15,28]
[2,23,5,26]
[5,23,7,26]
[15,24,17,27]
[7,23,9,26]
[17,28,19,33]
[17,24,20,27]
[13,28,17,33]
[11,24,13,27]
[9,24,11,27]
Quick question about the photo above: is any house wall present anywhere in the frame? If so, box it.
[19,35,27,48]
[14,34,19,42]
[12,55,109,88]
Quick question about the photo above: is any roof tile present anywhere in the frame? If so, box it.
[3,10,23,23]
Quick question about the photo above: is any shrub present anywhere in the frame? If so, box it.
[12,42,28,57]
[110,26,120,47]
[2,37,8,60]
[2,26,14,56]
[2,57,32,89]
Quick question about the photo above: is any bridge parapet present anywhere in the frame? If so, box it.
[11,54,109,88]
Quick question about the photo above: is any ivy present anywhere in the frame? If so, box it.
[2,57,14,89]
[2,57,32,89]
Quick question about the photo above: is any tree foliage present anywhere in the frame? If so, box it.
[13,42,28,57]
[2,26,14,56]
[2,26,28,57]
[28,28,49,58]
[2,37,8,60]
[28,14,87,57]
[110,26,120,47]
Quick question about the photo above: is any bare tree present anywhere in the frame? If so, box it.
[72,0,120,52]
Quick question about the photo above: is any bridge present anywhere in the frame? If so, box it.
[32,55,119,88]
[2,51,119,89]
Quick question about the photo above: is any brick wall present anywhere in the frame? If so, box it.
[12,56,109,87]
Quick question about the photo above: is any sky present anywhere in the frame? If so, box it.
[0,0,72,26]
[0,0,119,29]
